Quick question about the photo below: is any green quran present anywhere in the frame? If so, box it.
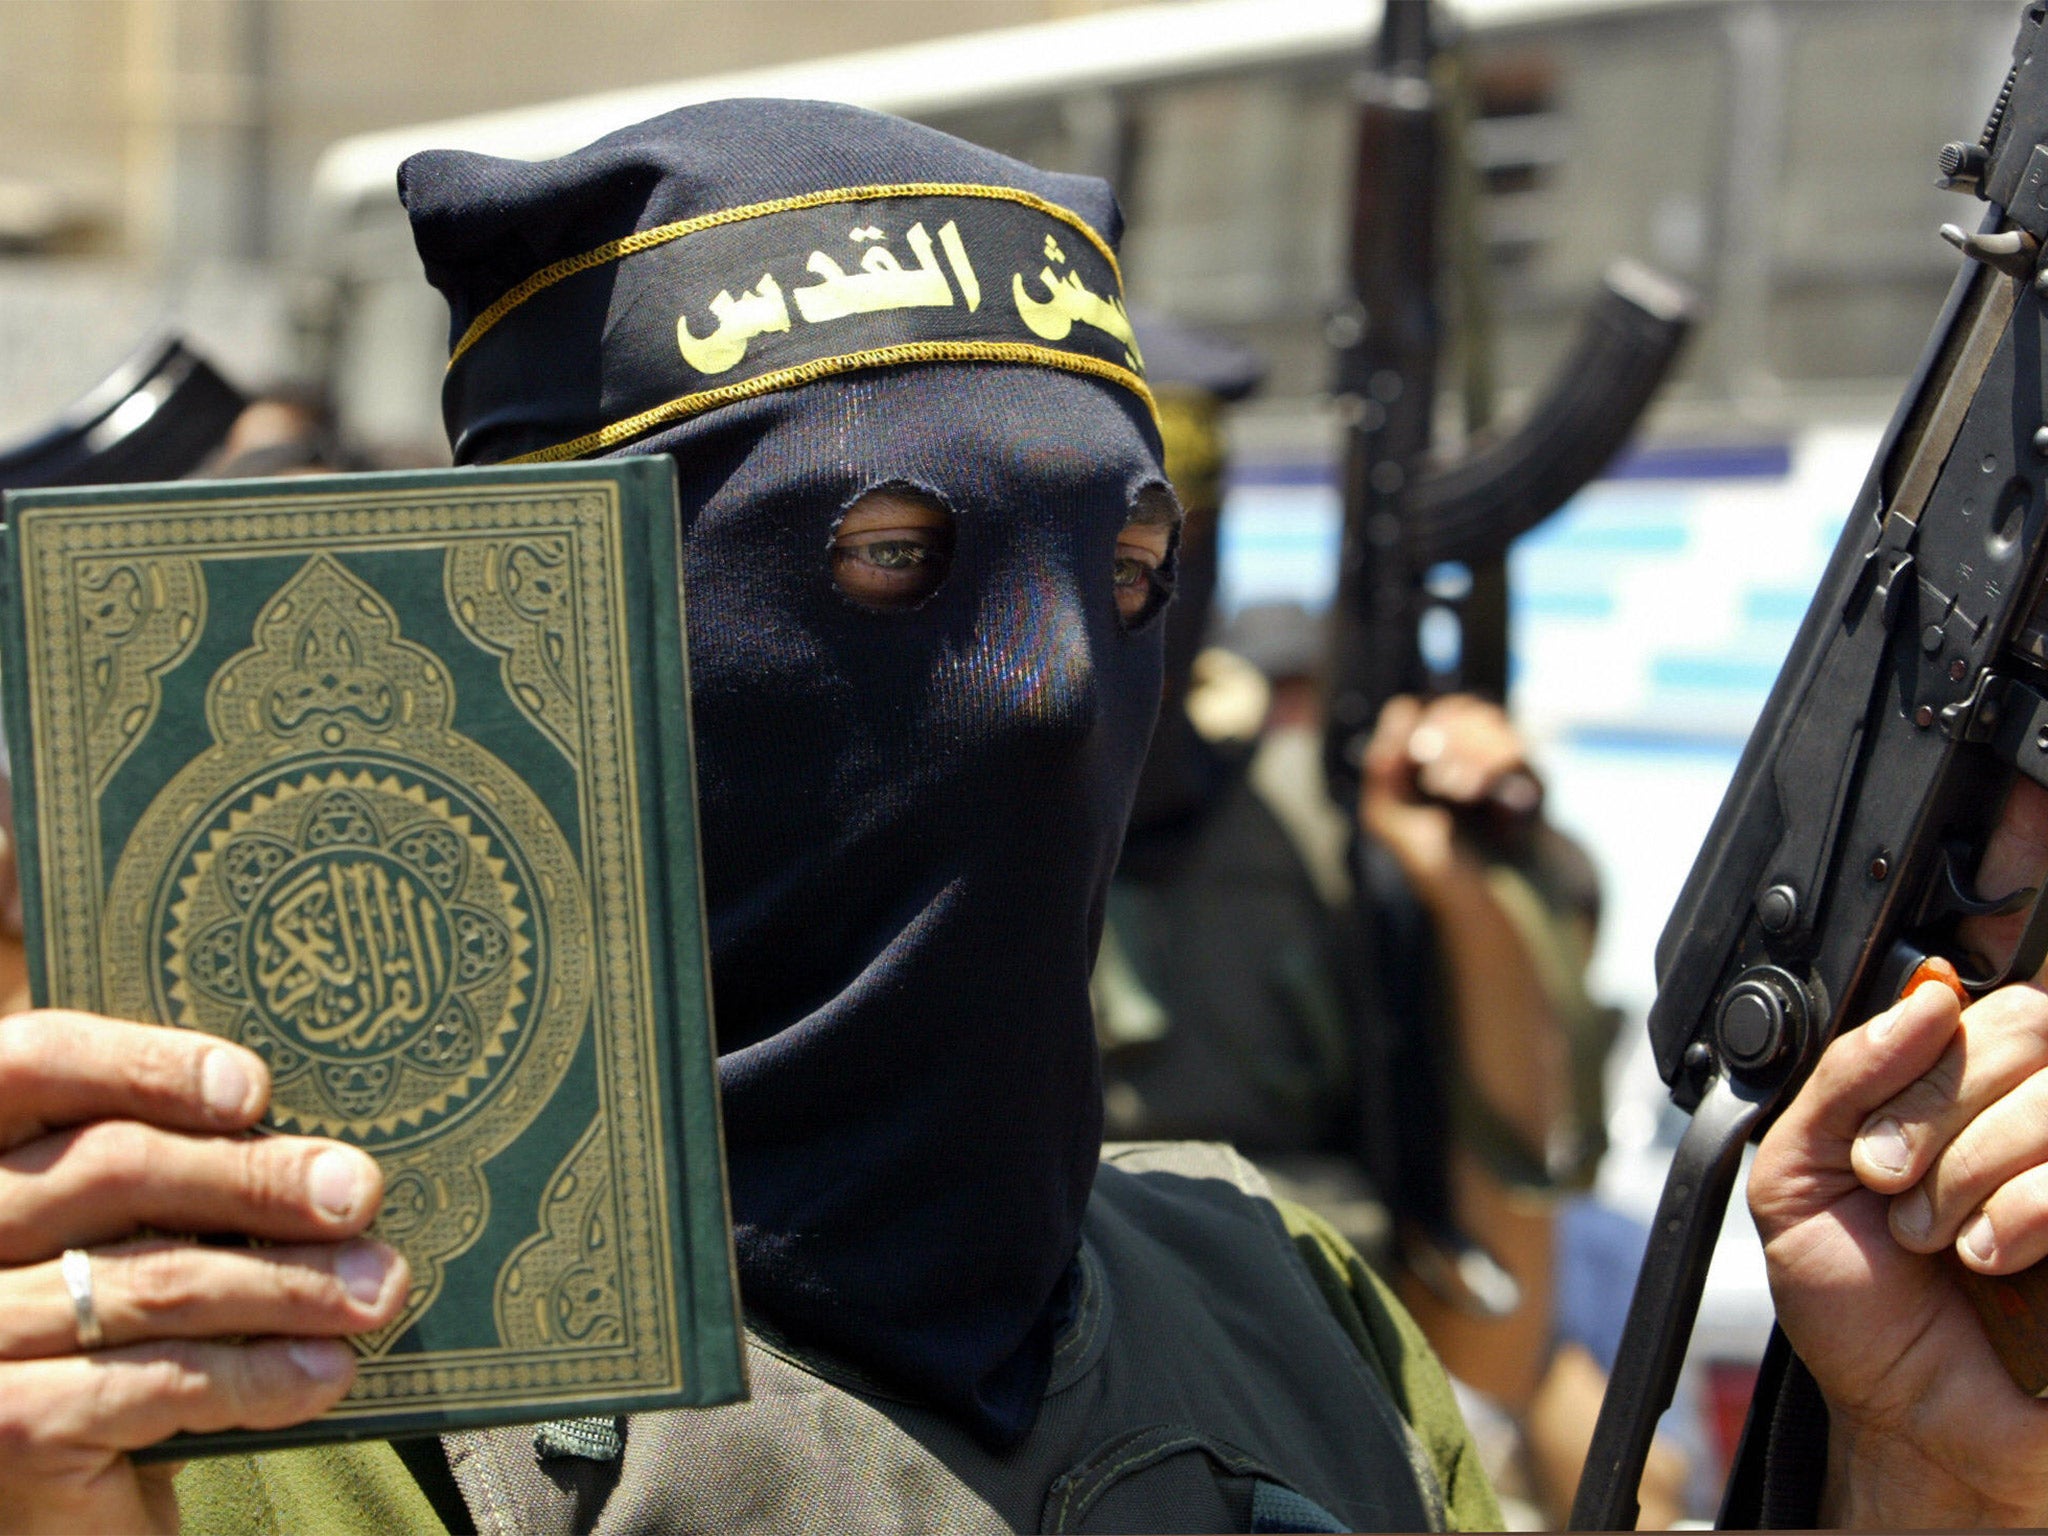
[0,460,745,1455]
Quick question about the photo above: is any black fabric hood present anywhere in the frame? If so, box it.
[400,101,1170,1446]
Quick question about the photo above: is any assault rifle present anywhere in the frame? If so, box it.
[1574,4,2048,1526]
[1323,0,1694,1311]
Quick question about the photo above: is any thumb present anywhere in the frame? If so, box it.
[1361,695,1423,808]
[1752,980,1962,1227]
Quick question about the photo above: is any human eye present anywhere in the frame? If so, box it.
[829,487,955,610]
[1114,484,1180,629]
[851,537,932,571]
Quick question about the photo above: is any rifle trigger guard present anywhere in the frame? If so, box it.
[1926,841,2035,921]
[1929,676,2048,994]
[1954,872,2048,995]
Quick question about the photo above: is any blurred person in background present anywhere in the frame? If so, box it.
[1094,318,1685,1525]
[203,383,343,478]
[204,383,445,479]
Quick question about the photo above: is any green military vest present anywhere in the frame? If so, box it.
[179,1143,1497,1534]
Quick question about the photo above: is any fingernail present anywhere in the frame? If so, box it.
[1870,1001,1904,1043]
[201,1049,252,1119]
[1859,1116,1911,1175]
[1895,1186,1932,1241]
[310,1149,371,1219]
[287,1339,351,1383]
[1962,1211,1998,1264]
[334,1242,392,1305]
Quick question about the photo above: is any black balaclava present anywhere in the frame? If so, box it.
[399,100,1171,1447]
[1122,314,1263,843]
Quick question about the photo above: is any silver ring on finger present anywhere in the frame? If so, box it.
[61,1247,105,1351]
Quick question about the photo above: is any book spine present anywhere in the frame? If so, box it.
[0,509,49,1007]
[631,456,747,1403]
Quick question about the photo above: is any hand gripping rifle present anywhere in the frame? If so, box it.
[1323,0,1695,1311]
[1573,5,2048,1526]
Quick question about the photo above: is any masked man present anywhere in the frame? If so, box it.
[0,102,2044,1534]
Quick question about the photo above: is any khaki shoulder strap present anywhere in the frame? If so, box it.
[1274,1195,1503,1532]
[175,1440,450,1536]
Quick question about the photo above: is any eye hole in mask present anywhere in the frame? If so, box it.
[830,485,958,611]
[828,480,1180,624]
[1115,482,1181,631]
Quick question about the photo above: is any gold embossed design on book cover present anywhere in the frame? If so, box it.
[14,486,685,1418]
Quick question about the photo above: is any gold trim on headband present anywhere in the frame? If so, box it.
[500,340,1158,464]
[450,182,1127,369]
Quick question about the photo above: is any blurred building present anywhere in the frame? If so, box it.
[0,0,1123,447]
[2,0,2022,459]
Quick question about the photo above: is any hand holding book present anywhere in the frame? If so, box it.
[0,463,744,1493]
[0,1011,402,1533]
